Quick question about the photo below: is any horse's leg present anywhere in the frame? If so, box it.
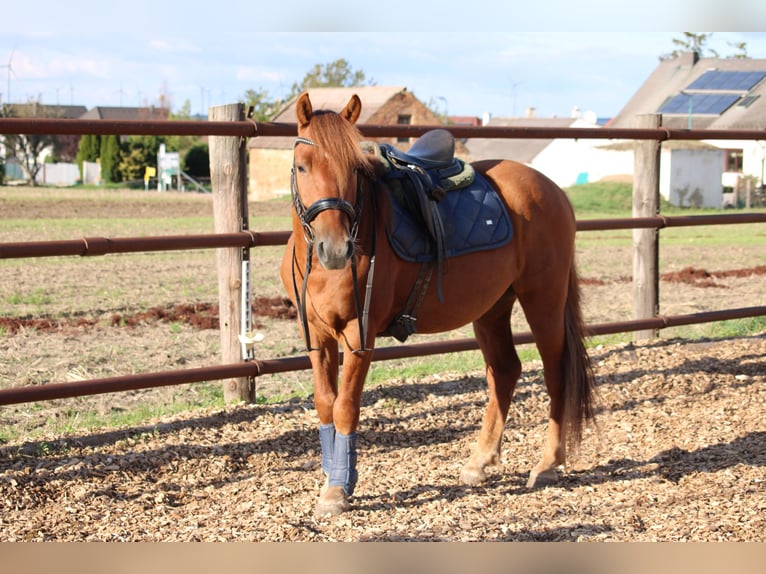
[460,292,521,485]
[308,337,340,497]
[516,285,569,488]
[314,341,373,517]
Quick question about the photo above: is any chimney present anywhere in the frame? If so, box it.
[482,112,491,126]
[525,106,536,118]
[571,105,580,118]
[679,51,699,67]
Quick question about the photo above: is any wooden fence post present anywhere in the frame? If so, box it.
[632,113,662,340]
[209,103,254,403]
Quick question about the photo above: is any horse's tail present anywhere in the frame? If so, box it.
[561,261,598,453]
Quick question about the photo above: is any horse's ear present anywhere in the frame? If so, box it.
[296,92,313,128]
[341,94,362,124]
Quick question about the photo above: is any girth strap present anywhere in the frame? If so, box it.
[385,262,434,343]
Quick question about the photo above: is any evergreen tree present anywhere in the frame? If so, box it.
[118,135,164,182]
[167,99,201,153]
[100,134,122,183]
[183,143,209,178]
[75,134,101,179]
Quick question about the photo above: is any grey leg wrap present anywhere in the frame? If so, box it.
[328,432,358,497]
[319,423,336,475]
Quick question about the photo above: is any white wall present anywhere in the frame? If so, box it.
[705,139,766,189]
[659,148,725,208]
[527,133,760,198]
[35,163,81,186]
[531,138,634,188]
[82,161,101,185]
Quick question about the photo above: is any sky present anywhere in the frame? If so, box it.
[1,1,765,121]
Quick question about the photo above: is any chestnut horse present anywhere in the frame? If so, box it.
[280,92,596,517]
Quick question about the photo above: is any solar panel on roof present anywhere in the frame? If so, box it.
[658,93,740,115]
[686,70,766,92]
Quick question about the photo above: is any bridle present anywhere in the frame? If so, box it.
[290,136,377,355]
[291,136,362,245]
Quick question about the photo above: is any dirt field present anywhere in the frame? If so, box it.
[1,188,764,540]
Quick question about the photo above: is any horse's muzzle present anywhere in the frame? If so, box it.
[316,237,354,270]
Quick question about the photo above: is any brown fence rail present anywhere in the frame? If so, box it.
[3,213,766,259]
[2,306,765,407]
[1,111,765,407]
[3,115,766,142]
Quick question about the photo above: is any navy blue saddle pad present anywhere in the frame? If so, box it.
[386,171,513,263]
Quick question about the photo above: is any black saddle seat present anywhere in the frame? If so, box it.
[385,129,456,170]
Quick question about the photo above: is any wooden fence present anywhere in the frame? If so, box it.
[0,106,765,406]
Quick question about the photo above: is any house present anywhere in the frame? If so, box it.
[608,52,766,206]
[1,103,89,182]
[1,104,170,185]
[464,109,618,188]
[79,106,170,121]
[247,86,448,200]
[2,103,89,119]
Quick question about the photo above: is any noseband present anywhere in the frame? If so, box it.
[290,136,377,355]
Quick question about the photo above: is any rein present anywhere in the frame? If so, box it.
[290,136,377,355]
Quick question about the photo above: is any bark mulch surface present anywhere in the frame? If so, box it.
[1,334,763,541]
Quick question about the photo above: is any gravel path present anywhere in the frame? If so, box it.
[1,334,763,541]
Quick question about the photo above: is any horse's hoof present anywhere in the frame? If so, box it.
[459,465,487,486]
[526,468,559,488]
[314,485,350,517]
[319,476,330,496]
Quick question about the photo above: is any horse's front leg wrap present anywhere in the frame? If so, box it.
[319,423,336,475]
[328,431,358,496]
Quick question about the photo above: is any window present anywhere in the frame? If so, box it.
[397,114,411,144]
[738,94,760,108]
[724,149,744,173]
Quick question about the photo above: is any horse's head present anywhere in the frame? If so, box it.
[291,92,373,270]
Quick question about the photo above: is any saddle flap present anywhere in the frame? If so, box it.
[386,172,514,264]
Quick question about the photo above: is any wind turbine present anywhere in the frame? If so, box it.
[1,48,16,105]
[115,82,126,106]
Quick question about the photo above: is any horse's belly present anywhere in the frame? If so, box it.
[407,270,514,333]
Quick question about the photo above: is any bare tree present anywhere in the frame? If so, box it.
[0,101,59,186]
[288,59,374,100]
[242,88,283,121]
[727,40,749,59]
[661,32,719,60]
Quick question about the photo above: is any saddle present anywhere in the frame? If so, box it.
[363,130,513,342]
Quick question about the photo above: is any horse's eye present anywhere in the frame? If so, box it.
[296,165,307,174]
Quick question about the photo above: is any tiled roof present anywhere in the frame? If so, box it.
[464,117,577,163]
[271,86,407,123]
[609,53,766,130]
[3,104,87,119]
[79,106,170,121]
[250,86,408,150]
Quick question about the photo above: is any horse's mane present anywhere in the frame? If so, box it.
[309,110,375,184]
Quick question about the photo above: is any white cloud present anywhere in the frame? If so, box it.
[148,39,202,54]
[235,66,285,84]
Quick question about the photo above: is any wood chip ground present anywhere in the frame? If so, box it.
[1,334,763,541]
